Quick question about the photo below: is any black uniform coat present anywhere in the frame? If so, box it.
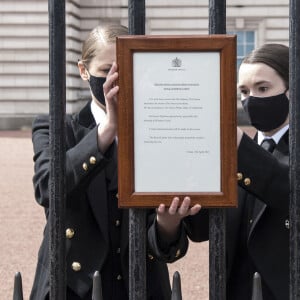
[30,101,188,300]
[185,132,290,300]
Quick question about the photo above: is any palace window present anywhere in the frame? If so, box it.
[228,31,255,70]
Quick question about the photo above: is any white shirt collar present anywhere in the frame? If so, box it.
[257,124,289,145]
[90,100,106,125]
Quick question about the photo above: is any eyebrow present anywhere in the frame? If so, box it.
[237,80,272,89]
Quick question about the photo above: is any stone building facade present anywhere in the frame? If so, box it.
[0,0,289,129]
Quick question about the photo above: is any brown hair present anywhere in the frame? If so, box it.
[81,24,128,67]
[242,43,289,88]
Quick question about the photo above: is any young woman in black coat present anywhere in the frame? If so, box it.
[184,43,290,300]
[30,24,201,300]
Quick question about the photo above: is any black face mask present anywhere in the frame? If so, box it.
[241,91,289,132]
[88,73,106,106]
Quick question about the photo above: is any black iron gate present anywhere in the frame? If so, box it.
[208,2,227,299]
[48,0,67,299]
[13,1,300,299]
[127,2,147,299]
[289,1,300,299]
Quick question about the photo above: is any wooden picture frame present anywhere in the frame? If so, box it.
[117,35,237,208]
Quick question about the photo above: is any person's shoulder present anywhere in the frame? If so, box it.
[33,114,49,122]
[33,113,75,124]
[32,114,50,129]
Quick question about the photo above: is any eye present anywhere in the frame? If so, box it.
[240,88,249,96]
[258,86,268,93]
[102,69,111,74]
[99,65,112,75]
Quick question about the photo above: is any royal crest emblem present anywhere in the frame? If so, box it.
[172,57,182,68]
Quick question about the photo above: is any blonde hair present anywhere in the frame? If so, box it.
[81,24,128,67]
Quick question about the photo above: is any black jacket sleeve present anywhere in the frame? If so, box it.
[147,218,189,263]
[184,132,289,242]
[32,115,114,208]
[237,133,289,212]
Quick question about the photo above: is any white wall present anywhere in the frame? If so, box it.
[0,0,289,129]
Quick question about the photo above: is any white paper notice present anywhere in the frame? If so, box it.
[133,52,220,192]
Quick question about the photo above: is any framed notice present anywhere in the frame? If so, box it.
[117,35,237,208]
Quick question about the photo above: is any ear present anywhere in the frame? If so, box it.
[78,61,89,81]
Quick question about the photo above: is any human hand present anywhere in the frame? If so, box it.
[97,62,119,152]
[156,196,201,241]
[103,61,119,126]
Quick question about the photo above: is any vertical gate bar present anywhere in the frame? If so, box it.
[171,271,183,300]
[208,1,227,300]
[128,2,146,300]
[48,0,66,299]
[128,209,146,300]
[92,271,103,300]
[289,0,300,299]
[251,273,263,300]
[13,272,24,300]
[128,0,145,35]
[208,209,226,300]
[209,0,226,35]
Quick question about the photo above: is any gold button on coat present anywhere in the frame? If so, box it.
[89,156,96,164]
[175,249,181,258]
[115,220,121,227]
[148,254,154,260]
[237,173,243,181]
[66,228,75,239]
[117,274,122,280]
[285,219,290,229]
[82,162,88,171]
[72,262,81,272]
[244,178,251,186]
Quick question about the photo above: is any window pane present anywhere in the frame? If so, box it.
[227,30,255,75]
[237,45,244,57]
[246,31,254,42]
[246,44,254,54]
[236,31,244,44]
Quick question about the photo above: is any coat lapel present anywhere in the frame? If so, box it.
[248,129,289,241]
[74,100,109,244]
[272,130,289,165]
[248,198,266,242]
[86,172,109,245]
[71,101,96,143]
[77,100,96,128]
